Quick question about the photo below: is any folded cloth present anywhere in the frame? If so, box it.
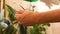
[0,21,8,29]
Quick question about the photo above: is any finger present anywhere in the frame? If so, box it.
[17,10,24,14]
[15,14,22,20]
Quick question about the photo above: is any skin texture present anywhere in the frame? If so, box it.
[15,9,60,26]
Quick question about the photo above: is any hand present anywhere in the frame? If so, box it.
[15,10,39,26]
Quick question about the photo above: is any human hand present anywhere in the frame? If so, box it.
[15,10,39,26]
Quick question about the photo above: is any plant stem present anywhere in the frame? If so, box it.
[19,25,27,34]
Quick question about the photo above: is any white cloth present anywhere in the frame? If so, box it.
[0,9,4,21]
[0,21,8,29]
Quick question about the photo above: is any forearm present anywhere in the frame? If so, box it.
[37,9,60,24]
[15,9,60,26]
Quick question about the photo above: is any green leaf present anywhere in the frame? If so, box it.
[6,4,16,22]
[4,26,16,34]
[19,25,27,34]
[30,24,50,34]
[39,27,46,31]
[42,23,50,27]
[33,24,39,28]
[23,0,38,2]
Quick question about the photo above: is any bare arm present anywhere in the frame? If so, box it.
[15,9,60,26]
[37,9,60,24]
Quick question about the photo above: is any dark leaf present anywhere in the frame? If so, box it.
[19,25,27,34]
[6,4,16,22]
[4,26,16,34]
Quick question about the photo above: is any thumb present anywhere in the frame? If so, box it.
[15,10,24,20]
[17,10,24,14]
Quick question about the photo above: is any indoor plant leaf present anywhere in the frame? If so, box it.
[6,4,16,22]
[23,0,38,2]
[4,25,17,34]
[42,23,50,27]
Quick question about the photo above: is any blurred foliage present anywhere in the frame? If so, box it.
[30,23,50,34]
[1,4,50,34]
[4,25,17,34]
[19,25,27,34]
[6,5,16,22]
[23,0,38,2]
[6,5,27,34]
[1,5,18,34]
